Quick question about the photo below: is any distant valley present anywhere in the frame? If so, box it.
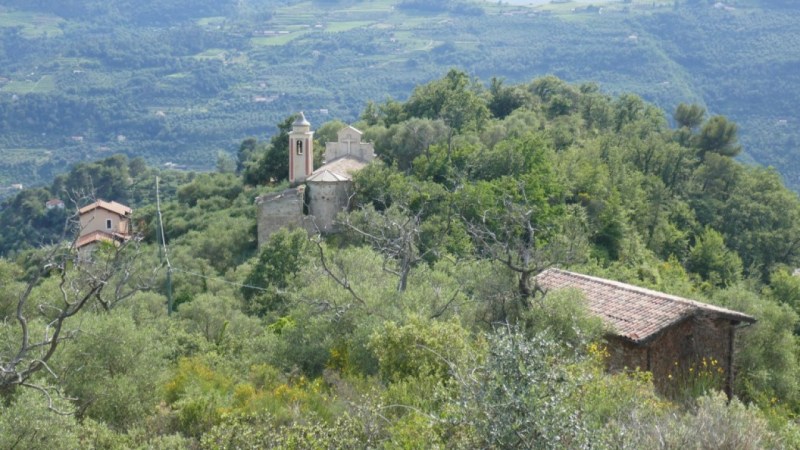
[0,0,798,189]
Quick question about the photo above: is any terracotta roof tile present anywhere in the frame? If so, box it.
[74,230,131,249]
[536,268,755,344]
[78,200,132,217]
[308,156,367,182]
[306,170,351,182]
[75,230,115,249]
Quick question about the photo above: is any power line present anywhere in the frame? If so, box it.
[170,267,271,293]
[152,177,272,297]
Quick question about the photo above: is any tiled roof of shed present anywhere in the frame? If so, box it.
[536,268,755,344]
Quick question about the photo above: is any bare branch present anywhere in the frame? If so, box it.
[462,190,589,321]
[339,203,437,292]
[19,382,75,416]
[312,236,364,305]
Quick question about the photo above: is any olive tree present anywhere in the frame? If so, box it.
[1,217,152,405]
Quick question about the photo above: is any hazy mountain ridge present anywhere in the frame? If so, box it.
[0,0,798,188]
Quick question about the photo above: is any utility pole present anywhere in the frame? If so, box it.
[156,176,174,315]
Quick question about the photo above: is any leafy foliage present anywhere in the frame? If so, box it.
[2,73,800,447]
[242,228,310,316]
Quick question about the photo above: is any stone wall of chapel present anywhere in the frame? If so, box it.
[307,181,353,233]
[256,187,308,246]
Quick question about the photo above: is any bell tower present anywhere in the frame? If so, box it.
[289,111,314,185]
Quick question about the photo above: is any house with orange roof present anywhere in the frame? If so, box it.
[75,199,132,251]
[45,198,65,210]
[536,268,756,397]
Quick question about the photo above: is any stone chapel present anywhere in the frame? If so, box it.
[256,112,375,245]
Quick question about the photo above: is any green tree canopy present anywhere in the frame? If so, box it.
[243,114,297,185]
[698,115,741,157]
[674,103,706,129]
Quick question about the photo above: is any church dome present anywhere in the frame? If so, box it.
[293,111,310,127]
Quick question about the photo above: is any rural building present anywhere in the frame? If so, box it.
[257,113,375,244]
[45,198,65,210]
[75,199,133,250]
[536,268,756,396]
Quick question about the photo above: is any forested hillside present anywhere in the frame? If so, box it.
[0,0,798,192]
[2,73,800,447]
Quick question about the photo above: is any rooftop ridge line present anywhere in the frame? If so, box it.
[542,268,753,321]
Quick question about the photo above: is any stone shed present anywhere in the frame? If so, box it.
[536,268,756,396]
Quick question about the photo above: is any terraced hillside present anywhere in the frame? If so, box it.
[0,0,798,189]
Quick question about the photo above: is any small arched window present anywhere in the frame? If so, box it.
[296,140,303,155]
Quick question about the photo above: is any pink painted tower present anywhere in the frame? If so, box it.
[289,111,314,185]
